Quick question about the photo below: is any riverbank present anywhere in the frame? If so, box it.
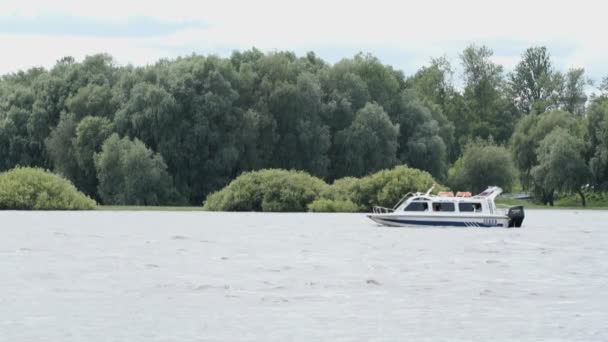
[96,205,206,211]
[496,196,608,210]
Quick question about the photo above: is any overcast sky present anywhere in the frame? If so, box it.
[1,0,607,86]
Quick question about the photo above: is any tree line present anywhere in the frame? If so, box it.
[1,46,607,205]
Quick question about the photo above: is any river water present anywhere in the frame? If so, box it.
[0,210,607,341]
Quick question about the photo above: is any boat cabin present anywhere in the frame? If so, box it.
[394,186,502,215]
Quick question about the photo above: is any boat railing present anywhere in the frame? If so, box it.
[373,206,394,214]
[392,192,414,210]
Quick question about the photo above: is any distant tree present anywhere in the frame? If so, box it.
[447,140,516,194]
[558,68,587,116]
[393,90,447,179]
[114,82,178,151]
[73,116,114,197]
[587,97,608,189]
[66,83,116,119]
[0,48,601,207]
[406,56,454,106]
[600,76,608,94]
[320,66,369,133]
[532,128,590,206]
[509,46,557,114]
[0,85,47,169]
[405,57,457,161]
[345,53,404,114]
[45,113,80,184]
[268,72,331,177]
[510,110,577,188]
[94,134,179,205]
[460,45,514,143]
[332,102,399,178]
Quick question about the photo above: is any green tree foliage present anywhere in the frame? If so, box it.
[332,102,399,178]
[460,45,515,144]
[203,166,440,212]
[509,46,557,114]
[73,116,114,197]
[347,165,437,210]
[45,113,80,183]
[0,167,95,210]
[392,91,447,179]
[406,56,453,107]
[203,169,328,212]
[405,57,457,161]
[510,110,578,188]
[447,141,516,194]
[559,68,588,116]
[532,128,590,206]
[66,83,116,119]
[94,134,179,205]
[587,97,608,189]
[307,198,360,212]
[0,48,599,206]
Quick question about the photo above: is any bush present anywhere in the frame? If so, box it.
[349,165,438,210]
[203,169,328,212]
[203,166,440,212]
[317,166,439,211]
[0,167,96,210]
[308,199,360,212]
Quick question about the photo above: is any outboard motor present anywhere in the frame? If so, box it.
[508,206,525,228]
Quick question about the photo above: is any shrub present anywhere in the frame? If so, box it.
[320,177,360,201]
[308,198,360,212]
[317,166,439,211]
[0,167,96,210]
[203,169,328,212]
[203,166,440,212]
[349,165,437,210]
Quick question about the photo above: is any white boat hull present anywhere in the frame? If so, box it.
[367,213,511,228]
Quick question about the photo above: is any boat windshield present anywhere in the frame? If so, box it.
[403,201,429,212]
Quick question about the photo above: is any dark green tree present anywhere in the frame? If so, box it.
[587,97,608,189]
[94,134,179,205]
[509,46,557,114]
[73,116,115,197]
[559,68,587,116]
[460,45,514,143]
[333,102,399,178]
[532,128,590,206]
[45,113,80,183]
[447,140,516,194]
[510,110,577,188]
[392,90,447,179]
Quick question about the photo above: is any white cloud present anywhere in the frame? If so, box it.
[0,34,169,74]
[1,0,607,80]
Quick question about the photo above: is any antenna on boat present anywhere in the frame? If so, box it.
[425,183,436,196]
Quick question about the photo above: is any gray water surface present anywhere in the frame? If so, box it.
[1,210,607,341]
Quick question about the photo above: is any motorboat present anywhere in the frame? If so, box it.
[367,186,524,228]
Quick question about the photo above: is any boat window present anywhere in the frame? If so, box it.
[404,202,428,212]
[459,202,482,212]
[432,202,455,212]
